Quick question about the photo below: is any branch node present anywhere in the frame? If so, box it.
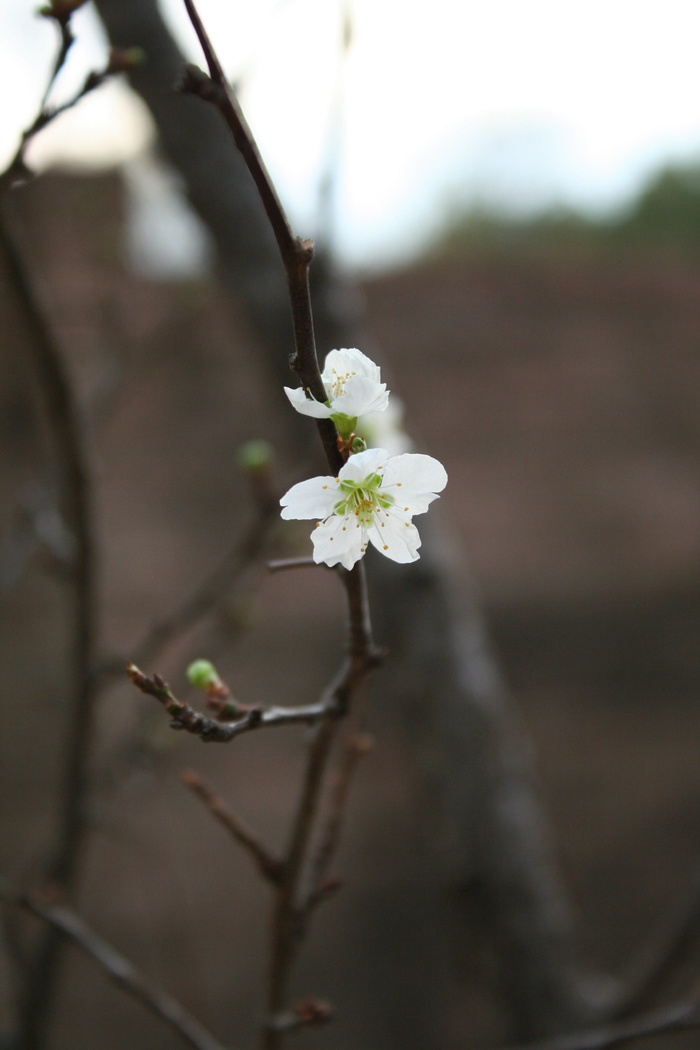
[297,237,315,263]
[175,62,223,104]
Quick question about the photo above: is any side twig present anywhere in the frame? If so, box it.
[168,6,381,1048]
[303,727,374,912]
[510,997,700,1050]
[181,770,283,884]
[127,664,341,742]
[0,880,230,1050]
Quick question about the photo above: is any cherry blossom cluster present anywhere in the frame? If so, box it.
[281,348,447,570]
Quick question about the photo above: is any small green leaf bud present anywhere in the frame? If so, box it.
[238,439,274,472]
[186,659,220,691]
[350,436,367,453]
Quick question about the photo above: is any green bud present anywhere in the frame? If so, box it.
[350,436,367,453]
[330,413,358,440]
[186,659,220,691]
[238,439,273,472]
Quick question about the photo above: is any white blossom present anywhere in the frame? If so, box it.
[280,447,447,570]
[284,348,389,423]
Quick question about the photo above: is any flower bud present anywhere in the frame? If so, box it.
[186,659,220,692]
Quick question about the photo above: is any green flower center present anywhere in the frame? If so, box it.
[333,472,394,526]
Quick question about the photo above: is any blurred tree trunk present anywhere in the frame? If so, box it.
[92,0,599,1040]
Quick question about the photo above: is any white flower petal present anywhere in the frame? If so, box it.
[385,491,439,516]
[338,447,389,483]
[312,514,365,569]
[368,512,421,563]
[284,386,333,418]
[279,443,447,570]
[383,453,447,500]
[322,348,380,384]
[280,476,338,519]
[334,376,389,418]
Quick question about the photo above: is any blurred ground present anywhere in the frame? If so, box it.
[1,171,700,1050]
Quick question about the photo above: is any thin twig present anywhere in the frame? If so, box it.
[127,665,339,742]
[177,0,342,475]
[263,717,338,1050]
[0,881,230,1050]
[176,8,382,1047]
[3,69,110,191]
[266,557,318,573]
[510,998,700,1050]
[39,11,76,111]
[181,770,283,883]
[303,726,374,912]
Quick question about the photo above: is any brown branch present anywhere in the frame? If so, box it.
[303,728,374,912]
[0,881,230,1050]
[91,0,619,1039]
[2,63,112,191]
[263,562,380,1050]
[168,8,382,1046]
[177,0,342,475]
[174,54,293,266]
[0,196,98,1048]
[510,998,700,1050]
[263,716,338,1050]
[181,770,283,884]
[127,664,339,742]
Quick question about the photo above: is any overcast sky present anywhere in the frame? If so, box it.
[3,0,700,267]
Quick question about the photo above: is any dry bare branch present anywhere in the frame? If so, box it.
[0,880,230,1050]
[181,769,283,884]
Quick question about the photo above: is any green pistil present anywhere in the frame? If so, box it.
[334,474,394,525]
